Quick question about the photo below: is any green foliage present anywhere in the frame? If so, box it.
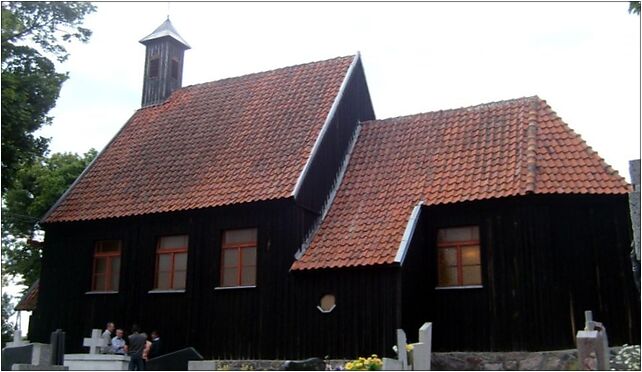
[1,290,15,348]
[1,2,96,193]
[2,149,97,287]
[630,2,641,15]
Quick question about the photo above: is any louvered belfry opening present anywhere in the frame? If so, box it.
[139,18,191,107]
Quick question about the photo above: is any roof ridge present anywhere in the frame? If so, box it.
[132,54,356,113]
[362,95,541,125]
[181,54,355,91]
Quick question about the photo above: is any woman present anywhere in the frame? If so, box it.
[142,334,152,363]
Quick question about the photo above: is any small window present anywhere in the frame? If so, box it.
[437,226,481,287]
[155,235,188,290]
[220,228,257,287]
[170,59,179,79]
[148,58,160,78]
[92,240,121,291]
[318,294,336,313]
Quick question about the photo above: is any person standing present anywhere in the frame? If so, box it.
[142,336,152,363]
[111,329,126,355]
[101,322,115,354]
[127,324,147,371]
[149,330,162,359]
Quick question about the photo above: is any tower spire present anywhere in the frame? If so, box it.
[139,19,190,107]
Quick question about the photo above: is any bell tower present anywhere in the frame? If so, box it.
[139,18,191,107]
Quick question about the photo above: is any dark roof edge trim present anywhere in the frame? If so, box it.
[525,99,539,193]
[291,52,360,198]
[292,124,362,265]
[394,201,424,265]
[40,110,140,224]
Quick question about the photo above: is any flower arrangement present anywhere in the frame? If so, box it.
[392,344,415,365]
[344,355,383,371]
[392,344,414,353]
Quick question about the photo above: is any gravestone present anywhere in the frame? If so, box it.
[576,310,609,371]
[50,329,65,366]
[63,354,129,370]
[383,323,433,371]
[82,329,106,355]
[64,329,128,370]
[411,323,432,370]
[2,343,63,371]
[145,347,204,371]
[2,344,33,370]
[281,357,326,370]
[6,331,28,348]
[383,329,408,370]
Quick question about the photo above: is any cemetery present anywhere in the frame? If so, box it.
[3,318,640,370]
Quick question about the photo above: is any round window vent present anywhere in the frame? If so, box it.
[318,294,336,313]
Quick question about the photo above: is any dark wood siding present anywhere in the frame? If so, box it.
[33,198,397,360]
[401,194,640,351]
[32,193,637,357]
[289,267,401,359]
[295,57,375,214]
[33,199,308,358]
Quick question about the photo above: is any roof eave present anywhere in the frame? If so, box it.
[40,110,141,224]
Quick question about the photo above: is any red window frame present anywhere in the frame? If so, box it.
[155,235,188,290]
[436,226,482,287]
[220,229,257,287]
[92,240,121,291]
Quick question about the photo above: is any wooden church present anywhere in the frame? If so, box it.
[29,19,640,359]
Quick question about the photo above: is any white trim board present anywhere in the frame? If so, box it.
[292,52,361,199]
[394,202,424,264]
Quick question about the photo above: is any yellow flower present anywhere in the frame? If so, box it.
[406,344,414,352]
[346,362,353,370]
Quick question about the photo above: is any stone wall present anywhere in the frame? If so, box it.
[188,347,637,370]
[431,349,580,370]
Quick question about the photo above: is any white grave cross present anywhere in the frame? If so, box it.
[83,329,106,354]
[382,323,433,371]
[411,323,432,370]
[383,329,409,370]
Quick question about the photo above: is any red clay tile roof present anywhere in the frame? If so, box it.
[43,56,355,223]
[292,96,630,270]
[15,279,39,311]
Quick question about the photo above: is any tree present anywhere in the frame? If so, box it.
[1,2,96,193]
[2,149,97,287]
[630,2,641,15]
[1,276,15,348]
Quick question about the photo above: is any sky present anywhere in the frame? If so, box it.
[5,0,642,338]
[37,2,641,182]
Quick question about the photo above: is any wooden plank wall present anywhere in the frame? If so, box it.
[287,267,401,360]
[141,38,186,107]
[401,194,640,351]
[32,198,399,360]
[32,199,309,358]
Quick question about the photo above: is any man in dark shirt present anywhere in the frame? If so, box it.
[149,330,162,359]
[127,325,147,371]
